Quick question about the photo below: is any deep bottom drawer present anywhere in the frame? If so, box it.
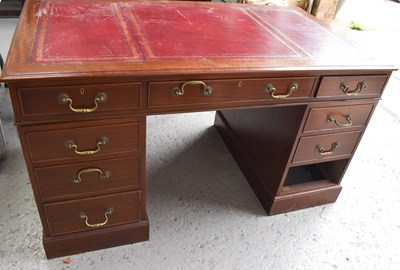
[44,191,141,236]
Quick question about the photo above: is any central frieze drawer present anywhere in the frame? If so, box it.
[43,191,141,236]
[292,131,363,164]
[35,156,141,201]
[303,103,375,133]
[25,122,141,164]
[148,77,316,107]
[17,82,142,120]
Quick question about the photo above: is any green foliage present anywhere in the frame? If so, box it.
[350,21,364,31]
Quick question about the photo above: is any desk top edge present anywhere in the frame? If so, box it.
[1,0,397,82]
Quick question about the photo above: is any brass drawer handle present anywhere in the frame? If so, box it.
[58,92,107,113]
[172,80,213,96]
[79,208,114,228]
[72,168,111,183]
[340,81,367,96]
[326,114,353,127]
[315,142,340,155]
[266,82,298,99]
[65,137,108,156]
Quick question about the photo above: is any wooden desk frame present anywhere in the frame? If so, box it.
[1,0,395,258]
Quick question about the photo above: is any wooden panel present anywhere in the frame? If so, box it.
[316,75,388,98]
[26,122,140,163]
[44,191,141,236]
[149,77,315,107]
[18,83,141,120]
[215,106,306,213]
[303,103,374,133]
[281,180,338,196]
[43,221,149,259]
[270,184,342,215]
[35,156,141,201]
[292,131,363,164]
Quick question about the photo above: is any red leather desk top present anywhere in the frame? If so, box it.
[32,0,362,63]
[1,0,395,80]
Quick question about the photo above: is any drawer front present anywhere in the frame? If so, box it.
[292,131,363,163]
[18,83,141,119]
[26,122,141,163]
[303,104,374,133]
[316,75,387,98]
[44,191,141,236]
[148,77,316,107]
[36,156,141,201]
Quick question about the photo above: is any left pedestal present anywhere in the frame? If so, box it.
[17,117,149,258]
[9,82,149,258]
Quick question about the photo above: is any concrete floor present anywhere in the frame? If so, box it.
[1,1,400,269]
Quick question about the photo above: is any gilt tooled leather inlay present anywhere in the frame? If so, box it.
[31,1,364,63]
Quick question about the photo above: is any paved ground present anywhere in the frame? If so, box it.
[0,1,399,269]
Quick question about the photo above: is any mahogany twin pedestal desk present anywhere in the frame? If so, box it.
[1,0,396,258]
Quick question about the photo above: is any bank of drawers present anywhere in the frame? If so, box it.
[16,81,145,237]
[22,118,145,236]
[292,74,386,165]
[293,103,375,164]
[148,74,387,110]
